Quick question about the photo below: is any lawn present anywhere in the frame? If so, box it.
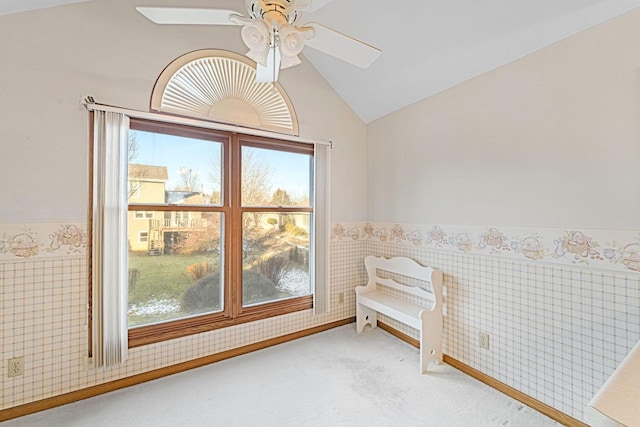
[128,252,219,326]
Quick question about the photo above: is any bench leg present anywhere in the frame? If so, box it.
[356,302,377,333]
[419,325,443,374]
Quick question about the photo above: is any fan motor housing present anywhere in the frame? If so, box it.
[246,0,301,24]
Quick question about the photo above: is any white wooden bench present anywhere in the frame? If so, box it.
[356,255,444,373]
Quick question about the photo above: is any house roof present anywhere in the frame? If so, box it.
[165,191,204,205]
[129,164,168,181]
[3,0,638,123]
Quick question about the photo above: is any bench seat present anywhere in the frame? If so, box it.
[357,290,434,331]
[356,255,444,374]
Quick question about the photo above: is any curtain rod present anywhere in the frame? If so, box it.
[82,97,333,148]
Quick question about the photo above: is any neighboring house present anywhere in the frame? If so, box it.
[161,192,208,255]
[128,164,208,254]
[128,164,168,252]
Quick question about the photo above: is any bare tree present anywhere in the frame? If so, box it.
[175,167,201,192]
[208,152,222,204]
[128,132,139,163]
[172,213,222,255]
[241,150,273,234]
[208,149,273,208]
[127,133,149,199]
[210,149,273,258]
[241,150,272,206]
[208,153,223,204]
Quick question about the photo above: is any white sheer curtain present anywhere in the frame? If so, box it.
[313,143,331,314]
[91,110,129,367]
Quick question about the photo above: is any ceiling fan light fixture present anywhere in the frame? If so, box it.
[280,54,302,69]
[240,20,270,65]
[278,23,306,58]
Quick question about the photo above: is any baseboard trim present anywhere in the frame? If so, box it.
[0,317,355,422]
[376,322,588,427]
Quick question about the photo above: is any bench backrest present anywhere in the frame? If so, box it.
[364,255,443,306]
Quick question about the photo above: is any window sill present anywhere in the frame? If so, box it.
[128,295,313,348]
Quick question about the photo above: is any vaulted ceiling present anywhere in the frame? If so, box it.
[2,0,638,123]
[0,0,90,16]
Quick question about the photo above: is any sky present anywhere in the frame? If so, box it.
[130,130,311,200]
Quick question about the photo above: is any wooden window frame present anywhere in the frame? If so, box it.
[126,119,314,348]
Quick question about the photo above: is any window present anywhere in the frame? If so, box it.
[134,211,153,219]
[126,119,315,346]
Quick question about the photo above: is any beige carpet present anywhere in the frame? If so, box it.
[3,325,560,426]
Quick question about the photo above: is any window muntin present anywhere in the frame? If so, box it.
[126,119,314,346]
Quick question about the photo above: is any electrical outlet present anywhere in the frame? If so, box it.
[338,292,344,304]
[479,332,490,350]
[8,357,24,377]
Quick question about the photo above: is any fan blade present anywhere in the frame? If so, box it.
[305,23,381,68]
[136,7,241,25]
[296,0,339,13]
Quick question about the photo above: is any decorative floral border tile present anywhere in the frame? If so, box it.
[0,223,87,261]
[3,221,638,274]
[332,222,640,274]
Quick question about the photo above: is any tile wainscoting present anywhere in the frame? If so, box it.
[333,222,640,422]
[1,221,639,423]
[0,222,364,413]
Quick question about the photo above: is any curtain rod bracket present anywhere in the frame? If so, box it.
[81,95,95,109]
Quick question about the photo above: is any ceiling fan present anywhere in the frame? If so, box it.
[137,0,381,82]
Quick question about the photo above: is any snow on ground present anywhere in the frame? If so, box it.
[129,268,310,317]
[277,268,310,295]
[128,298,180,316]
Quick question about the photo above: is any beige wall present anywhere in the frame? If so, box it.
[367,8,640,229]
[0,0,367,223]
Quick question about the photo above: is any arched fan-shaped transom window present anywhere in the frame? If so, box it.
[150,49,299,135]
